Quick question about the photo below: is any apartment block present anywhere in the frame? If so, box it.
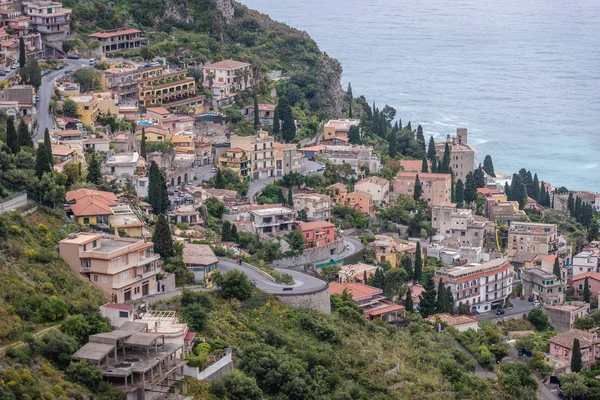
[322,119,359,142]
[508,222,559,256]
[217,148,251,180]
[522,267,566,305]
[249,206,294,235]
[244,103,275,126]
[548,330,600,374]
[138,69,202,109]
[69,95,99,126]
[393,172,451,206]
[23,0,71,43]
[58,233,164,303]
[101,64,163,102]
[355,176,389,205]
[230,130,275,180]
[434,128,475,183]
[202,59,253,97]
[274,142,302,177]
[293,193,332,221]
[431,204,488,247]
[325,183,374,216]
[435,258,514,313]
[88,28,147,57]
[544,302,590,332]
[321,145,381,176]
[571,248,600,276]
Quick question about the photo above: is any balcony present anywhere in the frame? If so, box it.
[112,267,160,290]
[109,253,160,275]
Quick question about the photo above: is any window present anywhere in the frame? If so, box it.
[579,284,583,290]
[139,181,145,187]
[119,311,129,318]
[92,274,98,282]
[83,217,90,224]
[102,276,107,284]
[83,244,87,251]
[92,240,97,248]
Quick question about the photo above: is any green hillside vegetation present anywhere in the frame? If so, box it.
[155,285,512,400]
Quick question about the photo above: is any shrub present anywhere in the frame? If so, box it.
[213,270,254,301]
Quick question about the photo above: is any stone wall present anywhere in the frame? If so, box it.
[272,239,344,268]
[0,192,27,214]
[276,284,331,315]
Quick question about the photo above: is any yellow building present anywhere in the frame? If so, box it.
[323,119,360,141]
[69,95,99,126]
[217,147,251,180]
[368,235,417,267]
[138,69,201,109]
[135,126,170,142]
[93,91,119,115]
[171,134,194,154]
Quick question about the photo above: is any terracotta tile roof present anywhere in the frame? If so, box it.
[299,145,326,152]
[477,188,504,197]
[203,60,250,70]
[184,331,196,342]
[274,142,296,150]
[51,145,75,156]
[356,176,389,187]
[400,159,425,172]
[352,190,373,199]
[66,189,118,204]
[54,129,82,137]
[571,272,600,283]
[228,147,244,153]
[182,244,218,266]
[326,183,347,191]
[364,300,404,317]
[548,329,600,349]
[69,196,115,217]
[329,281,382,301]
[436,313,478,326]
[146,106,170,116]
[295,221,335,231]
[88,28,141,39]
[542,255,564,264]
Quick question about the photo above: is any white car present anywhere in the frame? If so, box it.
[89,58,96,64]
[11,63,19,69]
[533,301,541,309]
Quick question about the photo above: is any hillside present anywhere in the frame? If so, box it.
[62,0,344,116]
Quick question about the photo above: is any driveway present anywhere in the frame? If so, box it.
[218,259,327,294]
[477,298,533,320]
[247,177,275,203]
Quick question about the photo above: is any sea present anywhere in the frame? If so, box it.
[241,0,600,191]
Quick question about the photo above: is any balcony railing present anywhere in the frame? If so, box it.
[112,267,160,290]
[109,253,160,275]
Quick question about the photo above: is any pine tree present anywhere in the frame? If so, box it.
[414,242,422,282]
[404,290,414,312]
[532,173,540,201]
[86,155,102,185]
[553,256,561,280]
[348,125,360,144]
[583,277,591,303]
[17,118,32,147]
[587,217,599,243]
[18,37,26,69]
[482,155,495,177]
[44,128,53,165]
[140,127,147,159]
[464,172,477,204]
[455,179,465,207]
[402,255,413,280]
[418,274,437,318]
[272,105,280,135]
[427,136,436,162]
[287,187,293,207]
[571,338,582,373]
[35,143,51,178]
[445,287,455,314]
[153,214,174,259]
[421,156,428,173]
[388,129,397,158]
[253,93,260,130]
[221,220,232,242]
[436,279,447,313]
[214,168,225,189]
[6,117,19,154]
[474,164,485,188]
[413,174,423,201]
[369,267,385,289]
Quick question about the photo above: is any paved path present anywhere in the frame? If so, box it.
[247,177,276,203]
[477,298,533,320]
[218,260,327,294]
[34,59,90,142]
[144,285,214,304]
[336,236,363,260]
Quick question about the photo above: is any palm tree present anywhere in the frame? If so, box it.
[242,68,251,90]
[206,72,216,94]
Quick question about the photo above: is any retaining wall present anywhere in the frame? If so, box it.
[183,351,233,381]
[276,284,331,315]
[0,192,27,214]
[272,239,344,268]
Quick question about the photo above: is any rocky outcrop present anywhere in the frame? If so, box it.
[217,0,235,23]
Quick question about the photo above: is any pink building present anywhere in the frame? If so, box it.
[548,329,600,373]
[295,221,336,248]
[329,281,405,322]
[393,171,451,206]
[571,272,600,299]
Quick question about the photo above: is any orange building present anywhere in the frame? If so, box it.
[295,221,336,248]
[329,281,405,322]
[393,171,451,206]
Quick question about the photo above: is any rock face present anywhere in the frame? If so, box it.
[217,0,235,23]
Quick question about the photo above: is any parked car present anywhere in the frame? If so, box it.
[528,295,534,302]
[66,55,79,59]
[89,58,96,64]
[495,308,505,315]
[64,69,72,74]
[4,68,10,74]
[57,55,64,59]
[346,244,350,250]
[533,301,541,309]
[55,64,64,70]
[35,95,40,103]
[0,71,5,76]
[11,63,19,69]
[42,69,51,75]
[210,166,217,172]
[168,191,174,196]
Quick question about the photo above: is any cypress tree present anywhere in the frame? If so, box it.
[421,155,428,173]
[414,242,422,282]
[369,267,385,289]
[525,170,534,197]
[464,172,477,204]
[148,161,168,215]
[140,127,147,159]
[402,255,413,280]
[221,220,232,242]
[231,224,239,243]
[504,182,511,200]
[288,187,293,207]
[6,117,19,154]
[587,217,599,243]
[86,155,102,185]
[44,128,53,165]
[436,279,447,313]
[482,155,495,177]
[571,339,582,373]
[214,168,225,189]
[281,105,295,142]
[539,182,546,206]
[553,256,561,280]
[404,290,414,312]
[455,179,465,207]
[363,270,367,284]
[413,174,423,201]
[35,143,51,179]
[427,136,436,162]
[445,287,455,314]
[272,105,280,135]
[511,173,527,209]
[474,164,485,188]
[348,125,360,144]
[431,160,438,173]
[583,277,591,303]
[348,101,352,119]
[532,173,540,201]
[568,193,575,216]
[546,191,551,209]
[17,118,32,147]
[441,142,451,173]
[416,125,425,153]
[19,37,26,69]
[418,274,437,318]
[388,128,397,158]
[406,121,412,132]
[437,160,443,174]
[253,93,260,130]
[153,214,174,259]
[575,197,582,221]
[277,188,286,204]
[450,168,455,203]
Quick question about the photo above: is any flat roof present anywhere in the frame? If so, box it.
[124,332,163,347]
[72,342,115,362]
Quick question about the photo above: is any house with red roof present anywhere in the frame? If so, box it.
[571,272,600,300]
[329,281,405,322]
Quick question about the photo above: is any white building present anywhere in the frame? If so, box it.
[249,206,294,235]
[435,258,514,313]
[321,145,381,177]
[571,249,599,276]
[103,152,140,183]
[293,193,332,221]
[202,60,253,97]
[354,176,390,205]
[432,204,488,248]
